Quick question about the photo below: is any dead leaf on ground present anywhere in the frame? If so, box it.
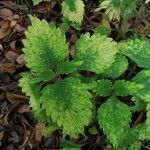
[35,123,45,142]
[70,33,77,44]
[34,1,51,20]
[0,20,12,39]
[0,63,16,73]
[5,51,19,62]
[10,40,16,50]
[10,20,17,28]
[8,129,20,143]
[16,54,25,65]
[19,129,32,149]
[13,24,26,32]
[0,93,5,101]
[85,11,102,29]
[17,104,30,113]
[69,44,75,58]
[104,145,112,150]
[13,14,19,20]
[0,20,17,41]
[18,117,35,149]
[1,104,18,127]
[0,1,15,10]
[0,8,13,20]
[0,131,4,141]
[0,44,3,51]
[6,92,29,104]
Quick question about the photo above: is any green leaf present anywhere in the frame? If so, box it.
[62,0,85,25]
[102,55,128,79]
[96,79,112,96]
[75,34,118,74]
[43,123,58,136]
[138,104,150,140]
[94,26,111,36]
[41,77,93,136]
[131,70,150,103]
[129,142,141,150]
[113,80,143,97]
[60,18,70,33]
[35,69,55,82]
[131,97,146,112]
[97,97,133,148]
[114,70,150,103]
[23,16,68,77]
[57,61,83,74]
[121,38,150,69]
[88,126,98,135]
[19,73,40,110]
[32,0,42,5]
[62,139,81,150]
[139,123,150,140]
[32,0,48,5]
[19,73,46,122]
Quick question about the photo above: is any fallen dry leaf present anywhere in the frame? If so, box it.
[10,20,17,28]
[0,131,4,141]
[0,63,16,73]
[6,92,29,104]
[35,123,45,142]
[13,14,19,20]
[1,104,18,127]
[34,1,51,20]
[17,104,30,113]
[13,24,26,32]
[10,41,16,50]
[0,8,13,20]
[69,44,75,58]
[0,93,5,101]
[87,11,102,28]
[0,44,3,51]
[0,20,12,39]
[136,24,150,35]
[104,144,112,150]
[16,54,25,65]
[70,33,77,44]
[5,51,19,62]
[19,118,35,149]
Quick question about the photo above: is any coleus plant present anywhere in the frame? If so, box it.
[19,16,150,149]
[98,0,141,21]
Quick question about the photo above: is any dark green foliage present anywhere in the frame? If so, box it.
[97,97,138,148]
[96,79,112,96]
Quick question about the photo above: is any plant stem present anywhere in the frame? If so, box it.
[118,18,128,39]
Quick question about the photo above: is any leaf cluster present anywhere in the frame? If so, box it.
[19,16,150,149]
